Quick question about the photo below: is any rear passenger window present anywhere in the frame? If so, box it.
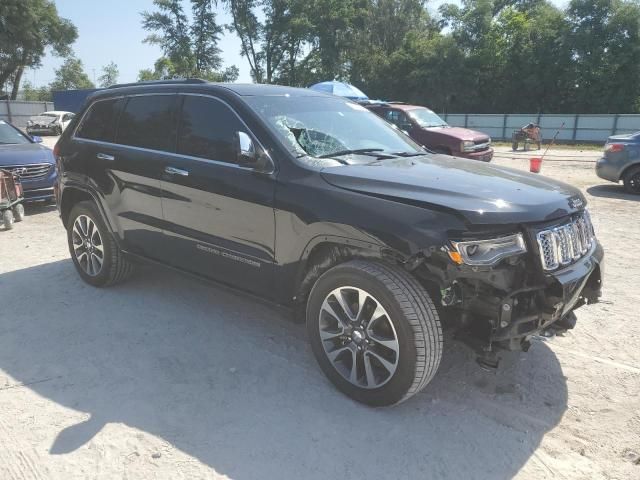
[116,95,176,152]
[76,99,123,142]
[177,96,243,164]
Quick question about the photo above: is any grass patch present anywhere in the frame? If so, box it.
[492,141,603,151]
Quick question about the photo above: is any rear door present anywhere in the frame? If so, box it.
[79,94,178,259]
[160,94,276,296]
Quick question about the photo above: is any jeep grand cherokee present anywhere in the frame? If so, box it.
[54,80,603,406]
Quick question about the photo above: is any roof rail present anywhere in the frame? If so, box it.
[107,78,208,89]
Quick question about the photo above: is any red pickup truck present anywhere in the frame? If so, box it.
[365,102,493,161]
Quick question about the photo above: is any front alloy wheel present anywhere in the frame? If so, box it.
[307,260,442,406]
[319,287,399,389]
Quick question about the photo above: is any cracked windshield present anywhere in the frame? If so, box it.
[245,96,423,162]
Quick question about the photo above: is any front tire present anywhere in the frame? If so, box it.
[307,260,442,406]
[623,165,640,194]
[67,201,133,286]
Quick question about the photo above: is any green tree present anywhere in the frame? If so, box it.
[0,0,77,99]
[98,61,119,87]
[49,57,94,91]
[566,0,640,113]
[224,0,312,84]
[191,0,224,72]
[141,0,235,79]
[21,80,52,101]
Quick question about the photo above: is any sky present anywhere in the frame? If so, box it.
[33,0,568,88]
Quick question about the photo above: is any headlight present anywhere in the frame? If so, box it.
[461,140,475,152]
[448,233,527,266]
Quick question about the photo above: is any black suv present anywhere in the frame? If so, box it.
[55,80,603,406]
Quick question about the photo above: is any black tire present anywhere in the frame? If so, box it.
[67,200,133,286]
[622,165,640,195]
[306,260,443,406]
[2,210,14,230]
[13,203,24,222]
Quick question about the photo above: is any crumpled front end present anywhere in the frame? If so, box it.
[412,210,604,365]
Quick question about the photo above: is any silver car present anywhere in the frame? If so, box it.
[26,111,75,136]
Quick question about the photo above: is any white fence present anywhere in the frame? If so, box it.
[443,113,640,143]
[1,100,55,129]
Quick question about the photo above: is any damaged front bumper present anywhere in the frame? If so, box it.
[425,240,603,362]
[491,242,603,350]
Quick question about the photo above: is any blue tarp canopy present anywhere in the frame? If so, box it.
[308,81,369,100]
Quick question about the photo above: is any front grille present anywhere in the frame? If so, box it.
[5,163,52,180]
[472,139,491,151]
[536,211,595,271]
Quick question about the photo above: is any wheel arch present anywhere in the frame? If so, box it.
[620,160,640,181]
[59,185,117,236]
[293,236,405,310]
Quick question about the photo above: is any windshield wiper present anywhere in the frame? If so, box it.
[388,151,424,157]
[318,148,388,159]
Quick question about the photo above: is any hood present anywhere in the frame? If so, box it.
[0,143,54,167]
[424,126,489,142]
[320,155,585,225]
[29,115,58,125]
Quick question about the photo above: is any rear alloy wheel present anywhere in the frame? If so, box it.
[67,201,133,286]
[623,165,640,194]
[71,214,105,277]
[307,260,442,406]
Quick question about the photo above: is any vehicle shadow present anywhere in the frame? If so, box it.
[0,260,568,479]
[24,202,57,216]
[587,184,640,202]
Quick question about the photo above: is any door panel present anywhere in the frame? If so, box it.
[79,94,177,259]
[161,95,276,296]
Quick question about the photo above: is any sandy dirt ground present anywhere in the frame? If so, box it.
[0,137,638,480]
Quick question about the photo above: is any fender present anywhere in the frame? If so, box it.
[59,181,123,248]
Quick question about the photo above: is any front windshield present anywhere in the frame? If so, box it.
[407,108,448,128]
[0,121,31,145]
[244,95,423,160]
[40,113,58,118]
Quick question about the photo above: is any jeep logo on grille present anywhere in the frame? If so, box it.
[568,197,583,209]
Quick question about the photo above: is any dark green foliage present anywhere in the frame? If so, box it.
[0,0,77,99]
[140,0,237,81]
[49,56,94,91]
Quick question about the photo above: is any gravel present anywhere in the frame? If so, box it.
[0,137,638,479]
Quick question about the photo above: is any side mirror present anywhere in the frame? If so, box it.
[399,123,413,132]
[236,131,273,173]
[32,136,43,143]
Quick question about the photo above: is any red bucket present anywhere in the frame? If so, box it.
[530,157,542,173]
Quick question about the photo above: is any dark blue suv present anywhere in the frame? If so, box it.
[0,120,56,202]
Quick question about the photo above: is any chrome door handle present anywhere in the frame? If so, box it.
[164,166,189,176]
[96,153,115,161]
